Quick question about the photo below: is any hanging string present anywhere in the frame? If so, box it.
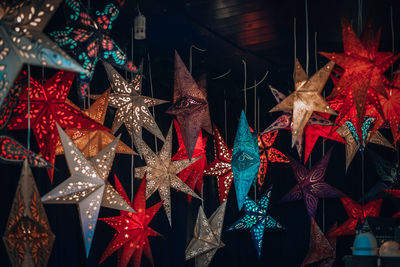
[257,97,260,133]
[27,65,31,151]
[305,0,309,75]
[254,79,257,201]
[211,69,231,80]
[361,152,365,206]
[124,48,128,80]
[293,17,297,81]
[224,89,227,141]
[131,137,135,202]
[357,0,363,35]
[131,26,134,81]
[189,45,206,74]
[241,70,269,91]
[147,53,158,152]
[242,60,247,114]
[390,6,395,83]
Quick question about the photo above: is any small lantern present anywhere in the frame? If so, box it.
[134,11,146,40]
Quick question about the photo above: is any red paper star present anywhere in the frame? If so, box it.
[172,119,207,201]
[99,175,162,267]
[385,189,400,218]
[257,131,289,186]
[203,126,233,204]
[380,74,400,143]
[328,197,382,237]
[7,71,107,181]
[320,18,399,139]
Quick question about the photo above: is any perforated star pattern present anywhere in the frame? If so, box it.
[99,175,162,267]
[203,126,233,204]
[41,124,133,257]
[135,123,201,225]
[185,201,227,267]
[3,160,55,267]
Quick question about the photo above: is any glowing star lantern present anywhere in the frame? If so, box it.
[320,19,399,139]
[3,160,55,267]
[99,175,162,267]
[185,201,227,267]
[264,86,344,164]
[134,123,201,225]
[301,218,335,267]
[227,187,284,258]
[0,0,86,108]
[102,61,167,157]
[280,149,344,218]
[337,117,394,171]
[385,189,400,218]
[381,72,400,143]
[328,198,382,237]
[7,70,107,181]
[55,89,136,158]
[203,126,233,204]
[269,59,337,147]
[172,119,207,201]
[41,124,134,257]
[256,131,289,186]
[165,51,213,160]
[232,111,260,210]
[50,0,137,103]
[0,135,53,168]
[360,150,400,202]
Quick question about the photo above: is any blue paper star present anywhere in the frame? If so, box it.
[232,111,260,210]
[228,187,284,258]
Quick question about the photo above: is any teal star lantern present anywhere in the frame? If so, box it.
[227,186,284,258]
[232,111,260,210]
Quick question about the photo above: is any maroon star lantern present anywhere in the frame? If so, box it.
[172,120,207,201]
[7,71,107,181]
[328,198,383,237]
[203,126,233,204]
[99,175,162,267]
[280,149,344,217]
[385,189,400,218]
[256,131,289,186]
[301,218,335,267]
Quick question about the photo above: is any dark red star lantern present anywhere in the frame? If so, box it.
[99,175,162,267]
[320,18,399,139]
[380,74,400,143]
[328,197,382,237]
[203,126,233,204]
[172,119,207,201]
[385,189,400,218]
[257,131,289,186]
[7,71,108,181]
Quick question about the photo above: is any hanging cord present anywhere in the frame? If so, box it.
[27,65,31,151]
[147,53,158,152]
[254,80,257,201]
[189,45,206,74]
[211,69,231,80]
[357,0,363,35]
[305,0,309,75]
[224,89,227,141]
[131,137,135,202]
[241,70,269,91]
[131,26,134,81]
[361,152,365,207]
[390,6,395,83]
[257,97,260,134]
[293,17,297,81]
[242,60,247,113]
[124,48,128,80]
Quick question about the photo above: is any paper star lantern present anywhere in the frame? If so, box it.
[172,119,207,201]
[0,135,52,168]
[380,73,400,143]
[385,189,400,218]
[55,88,136,158]
[165,51,213,160]
[41,124,133,257]
[50,0,136,102]
[8,70,107,181]
[185,201,227,266]
[227,187,284,258]
[0,0,86,108]
[328,198,382,237]
[256,131,289,186]
[3,160,55,267]
[320,18,399,139]
[203,126,233,204]
[135,123,201,225]
[103,61,167,157]
[264,86,343,163]
[360,150,400,202]
[280,149,344,217]
[301,218,335,267]
[269,59,337,146]
[99,175,162,267]
[337,117,395,171]
[232,111,260,210]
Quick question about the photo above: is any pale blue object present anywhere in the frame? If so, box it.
[352,232,378,256]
